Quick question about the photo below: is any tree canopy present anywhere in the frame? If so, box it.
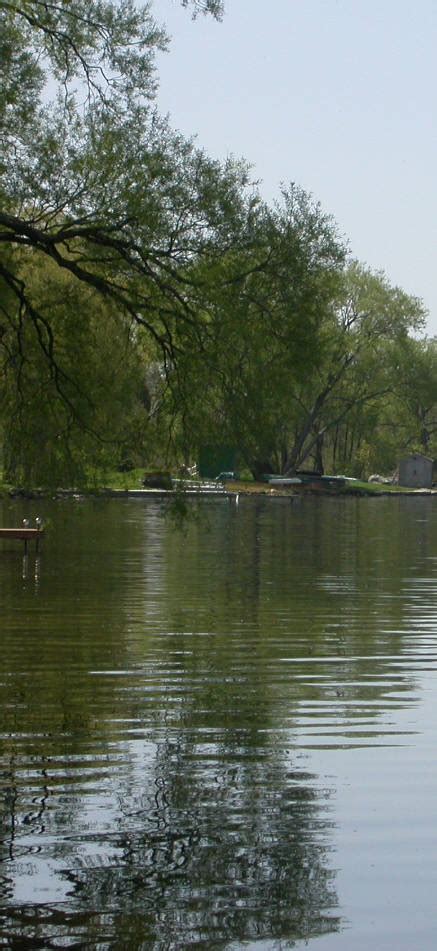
[0,1,432,485]
[0,0,238,364]
[0,0,249,480]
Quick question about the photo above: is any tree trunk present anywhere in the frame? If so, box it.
[251,459,275,481]
[314,432,325,474]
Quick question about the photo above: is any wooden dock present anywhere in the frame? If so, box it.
[0,528,44,552]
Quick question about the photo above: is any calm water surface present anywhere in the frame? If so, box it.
[1,495,437,949]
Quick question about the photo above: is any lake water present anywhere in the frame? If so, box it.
[1,494,437,949]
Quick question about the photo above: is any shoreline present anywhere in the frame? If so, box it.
[4,482,437,500]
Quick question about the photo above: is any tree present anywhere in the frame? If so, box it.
[0,3,237,312]
[395,336,437,454]
[0,251,152,484]
[2,1,429,485]
[280,262,426,474]
[181,0,224,16]
[161,185,346,478]
[167,251,427,479]
[0,0,253,478]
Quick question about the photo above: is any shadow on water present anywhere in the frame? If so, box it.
[0,495,436,947]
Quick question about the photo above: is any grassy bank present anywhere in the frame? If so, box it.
[0,470,433,499]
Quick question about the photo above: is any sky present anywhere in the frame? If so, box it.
[155,0,437,334]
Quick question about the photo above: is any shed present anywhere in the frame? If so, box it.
[398,453,433,489]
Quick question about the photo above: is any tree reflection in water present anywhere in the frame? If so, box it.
[3,494,428,947]
[64,738,340,947]
[0,732,340,947]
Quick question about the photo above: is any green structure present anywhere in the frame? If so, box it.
[198,445,237,479]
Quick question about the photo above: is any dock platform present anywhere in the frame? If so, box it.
[0,528,44,552]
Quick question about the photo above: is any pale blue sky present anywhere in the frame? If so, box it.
[156,0,437,334]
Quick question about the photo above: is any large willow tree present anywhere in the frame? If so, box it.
[0,0,258,481]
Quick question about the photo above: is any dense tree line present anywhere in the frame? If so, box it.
[0,1,434,484]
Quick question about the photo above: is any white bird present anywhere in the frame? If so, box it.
[35,516,43,529]
[22,518,30,527]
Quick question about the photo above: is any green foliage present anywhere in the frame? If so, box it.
[166,243,428,479]
[0,0,433,487]
[0,0,252,482]
[163,185,346,478]
[181,0,224,18]
[280,262,427,474]
[1,253,150,485]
